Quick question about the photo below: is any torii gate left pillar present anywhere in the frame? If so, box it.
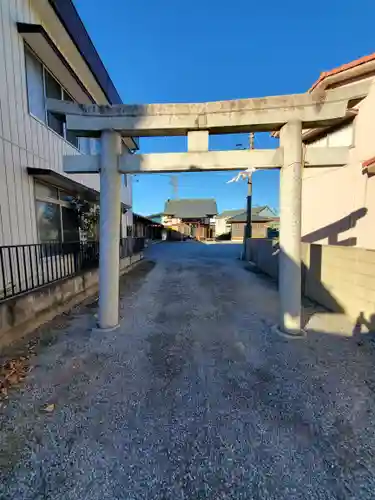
[97,130,122,330]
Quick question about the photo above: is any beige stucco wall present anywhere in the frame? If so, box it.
[301,76,375,250]
[0,0,132,244]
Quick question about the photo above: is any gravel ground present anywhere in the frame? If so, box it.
[1,241,375,499]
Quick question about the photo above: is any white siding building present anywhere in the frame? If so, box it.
[0,0,135,246]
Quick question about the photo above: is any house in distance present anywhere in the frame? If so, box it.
[224,206,279,241]
[163,199,218,241]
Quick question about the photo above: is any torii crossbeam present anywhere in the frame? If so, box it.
[47,79,369,337]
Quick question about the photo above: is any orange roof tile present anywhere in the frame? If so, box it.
[309,53,375,92]
[362,156,375,168]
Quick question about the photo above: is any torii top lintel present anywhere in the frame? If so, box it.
[47,80,369,137]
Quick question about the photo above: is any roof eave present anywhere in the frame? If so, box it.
[309,53,375,93]
[48,0,122,105]
[362,156,375,176]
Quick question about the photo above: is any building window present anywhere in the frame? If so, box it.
[45,69,64,136]
[91,138,101,155]
[77,137,91,155]
[24,45,81,149]
[25,47,45,122]
[34,180,80,243]
[61,206,80,242]
[36,201,61,242]
[77,137,101,155]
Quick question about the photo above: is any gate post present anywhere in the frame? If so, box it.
[277,120,304,336]
[98,130,122,330]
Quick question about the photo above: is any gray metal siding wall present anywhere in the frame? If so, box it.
[0,0,133,245]
[0,0,81,245]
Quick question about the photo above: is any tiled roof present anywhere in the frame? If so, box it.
[252,206,268,215]
[147,213,163,218]
[133,213,159,225]
[217,206,270,219]
[164,199,218,218]
[309,53,375,91]
[227,209,278,223]
[216,209,245,219]
[363,156,375,168]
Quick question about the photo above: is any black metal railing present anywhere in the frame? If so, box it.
[119,238,131,259]
[119,237,145,258]
[132,237,146,254]
[0,237,145,301]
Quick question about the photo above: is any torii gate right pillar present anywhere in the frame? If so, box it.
[278,120,303,336]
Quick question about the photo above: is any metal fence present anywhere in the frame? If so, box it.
[132,236,146,255]
[0,237,145,301]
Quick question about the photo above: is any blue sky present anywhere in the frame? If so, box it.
[74,0,375,216]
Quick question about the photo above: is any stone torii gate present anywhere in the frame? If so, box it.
[47,80,369,337]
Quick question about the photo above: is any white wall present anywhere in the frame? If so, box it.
[301,76,375,250]
[0,0,132,245]
[215,217,229,236]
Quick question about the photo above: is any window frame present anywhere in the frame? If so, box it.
[34,180,80,243]
[35,199,62,243]
[24,43,81,150]
[24,45,46,122]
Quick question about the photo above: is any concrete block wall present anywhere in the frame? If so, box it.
[303,244,375,327]
[247,238,279,279]
[247,238,375,329]
[0,253,143,348]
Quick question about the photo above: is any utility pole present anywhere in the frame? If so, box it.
[243,132,254,258]
[249,131,254,150]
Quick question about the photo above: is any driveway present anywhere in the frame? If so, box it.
[1,241,375,499]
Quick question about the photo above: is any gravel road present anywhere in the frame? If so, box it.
[1,241,375,499]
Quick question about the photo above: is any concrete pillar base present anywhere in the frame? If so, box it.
[271,324,306,339]
[92,323,120,334]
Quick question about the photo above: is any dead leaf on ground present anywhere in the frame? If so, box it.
[0,356,29,400]
[43,403,55,413]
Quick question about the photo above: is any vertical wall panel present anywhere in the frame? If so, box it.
[3,141,18,243]
[1,0,19,145]
[36,120,44,163]
[0,139,11,244]
[16,0,32,153]
[19,147,34,242]
[26,151,37,242]
[9,0,26,150]
[56,136,63,173]
[0,2,11,141]
[10,0,31,244]
[50,132,57,172]
[12,144,28,241]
